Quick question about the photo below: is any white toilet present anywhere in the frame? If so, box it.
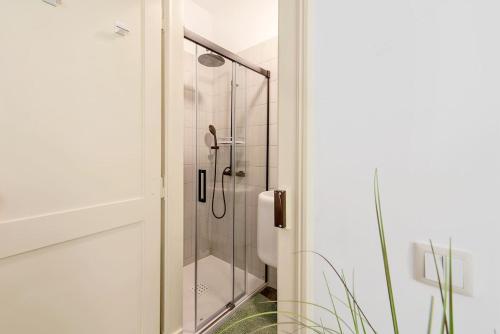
[257,191,278,268]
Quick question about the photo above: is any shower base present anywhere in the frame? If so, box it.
[183,255,265,333]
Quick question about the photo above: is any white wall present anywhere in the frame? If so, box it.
[185,0,278,52]
[184,0,214,43]
[310,0,500,333]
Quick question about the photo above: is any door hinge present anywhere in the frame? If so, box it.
[160,177,166,199]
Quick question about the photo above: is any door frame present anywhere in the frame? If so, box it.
[161,0,311,333]
[162,0,184,334]
[277,0,311,332]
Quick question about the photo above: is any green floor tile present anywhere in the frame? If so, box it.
[214,293,277,334]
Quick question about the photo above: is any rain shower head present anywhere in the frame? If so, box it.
[198,52,225,68]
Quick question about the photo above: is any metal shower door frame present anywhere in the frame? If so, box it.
[188,31,271,333]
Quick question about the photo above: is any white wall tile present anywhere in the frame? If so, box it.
[269,167,278,189]
[270,80,278,103]
[184,145,194,165]
[184,127,194,147]
[184,164,194,184]
[269,102,278,125]
[269,124,278,146]
[248,105,267,126]
[269,146,278,168]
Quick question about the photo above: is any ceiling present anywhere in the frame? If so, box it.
[190,0,228,12]
[187,0,278,52]
[191,0,277,17]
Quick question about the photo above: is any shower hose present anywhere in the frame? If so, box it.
[211,149,231,219]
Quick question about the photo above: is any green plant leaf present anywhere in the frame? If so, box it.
[448,239,454,334]
[281,315,341,334]
[261,299,355,334]
[245,321,340,334]
[321,318,327,334]
[342,271,359,334]
[358,303,367,334]
[304,251,377,333]
[216,310,335,334]
[351,271,367,334]
[374,169,399,334]
[323,272,345,334]
[441,258,449,334]
[430,240,449,334]
[427,296,434,334]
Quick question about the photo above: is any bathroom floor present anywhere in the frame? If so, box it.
[183,255,265,333]
[213,289,277,334]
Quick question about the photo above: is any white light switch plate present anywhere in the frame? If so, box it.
[413,242,473,297]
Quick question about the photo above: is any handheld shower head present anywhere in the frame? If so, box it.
[209,124,216,136]
[208,125,218,149]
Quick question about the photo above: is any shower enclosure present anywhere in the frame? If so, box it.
[182,29,271,332]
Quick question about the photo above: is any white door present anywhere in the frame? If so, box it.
[0,1,161,333]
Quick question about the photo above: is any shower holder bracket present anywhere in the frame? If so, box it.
[42,0,60,6]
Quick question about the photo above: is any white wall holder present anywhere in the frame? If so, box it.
[42,0,60,6]
[115,22,130,36]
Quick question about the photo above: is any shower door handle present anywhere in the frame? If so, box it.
[198,169,206,203]
[274,190,286,228]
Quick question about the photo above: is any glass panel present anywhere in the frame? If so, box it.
[188,40,271,329]
[182,39,197,333]
[244,68,268,293]
[233,63,247,301]
[195,45,234,329]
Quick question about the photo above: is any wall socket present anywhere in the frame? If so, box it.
[413,242,474,297]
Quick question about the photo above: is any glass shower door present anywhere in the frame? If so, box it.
[195,45,235,329]
[193,45,258,330]
[232,63,247,302]
[185,31,271,333]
